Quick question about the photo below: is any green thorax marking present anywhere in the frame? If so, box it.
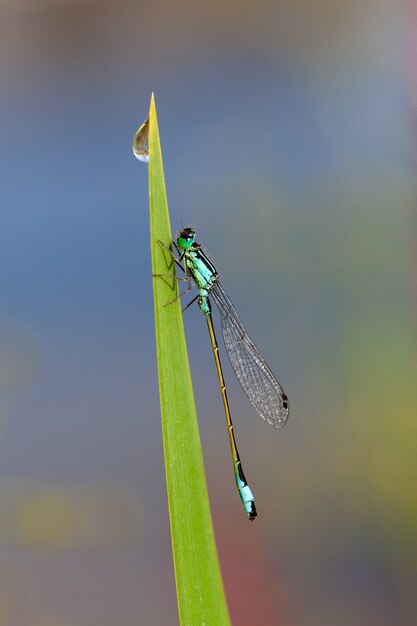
[176,228,218,295]
[185,244,218,293]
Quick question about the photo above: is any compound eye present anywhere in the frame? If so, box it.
[179,227,195,242]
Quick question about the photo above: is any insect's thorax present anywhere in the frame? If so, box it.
[185,244,218,293]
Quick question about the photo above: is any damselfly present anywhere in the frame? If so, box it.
[158,227,289,520]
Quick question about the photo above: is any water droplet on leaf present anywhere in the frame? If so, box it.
[132,117,149,163]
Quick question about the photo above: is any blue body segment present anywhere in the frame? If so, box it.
[237,477,256,517]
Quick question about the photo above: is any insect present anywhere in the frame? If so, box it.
[157,227,289,520]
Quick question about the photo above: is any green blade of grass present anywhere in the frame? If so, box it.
[137,94,231,626]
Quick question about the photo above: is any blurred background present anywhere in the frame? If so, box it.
[1,1,416,625]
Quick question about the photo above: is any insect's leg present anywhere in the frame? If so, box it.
[181,294,199,313]
[163,286,193,307]
[162,264,194,307]
[152,271,189,296]
[172,240,181,256]
[154,241,198,307]
[156,240,185,274]
[154,240,192,302]
[152,273,188,282]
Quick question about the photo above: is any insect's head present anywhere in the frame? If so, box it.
[177,227,196,250]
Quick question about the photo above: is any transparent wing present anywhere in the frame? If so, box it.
[211,281,289,428]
